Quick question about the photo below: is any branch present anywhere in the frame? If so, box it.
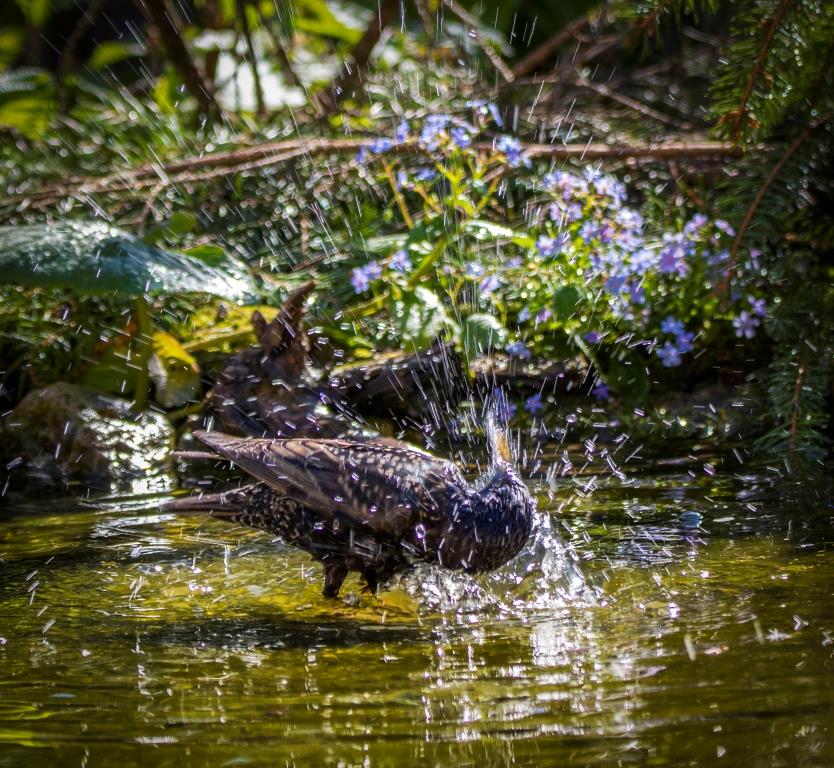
[56,0,105,113]
[134,0,224,120]
[441,0,515,83]
[236,0,265,116]
[727,127,813,278]
[723,0,793,143]
[511,11,596,78]
[576,76,693,129]
[324,0,399,110]
[4,139,745,209]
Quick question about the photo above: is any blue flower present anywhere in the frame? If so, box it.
[419,114,452,150]
[524,393,544,414]
[350,266,371,293]
[676,331,695,354]
[535,308,552,325]
[389,249,412,272]
[683,213,709,236]
[616,207,643,232]
[451,126,472,149]
[605,275,627,295]
[496,135,530,168]
[496,398,517,423]
[583,166,603,184]
[395,121,410,143]
[506,340,531,360]
[661,316,685,337]
[479,274,501,295]
[414,167,436,182]
[517,306,531,322]
[595,175,627,207]
[465,261,485,278]
[543,171,586,200]
[580,220,599,243]
[656,341,682,367]
[364,262,382,280]
[396,169,408,189]
[369,138,393,154]
[536,233,567,258]
[584,331,603,344]
[628,282,645,305]
[748,296,767,317]
[630,248,658,275]
[733,311,759,339]
[715,219,736,236]
[592,382,610,400]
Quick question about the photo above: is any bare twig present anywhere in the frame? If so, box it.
[576,76,692,129]
[441,0,515,83]
[512,11,597,79]
[5,138,745,211]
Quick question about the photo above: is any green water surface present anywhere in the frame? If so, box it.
[1,443,832,767]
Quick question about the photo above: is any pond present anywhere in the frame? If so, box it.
[1,441,832,766]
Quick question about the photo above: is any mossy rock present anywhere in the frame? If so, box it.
[1,382,175,494]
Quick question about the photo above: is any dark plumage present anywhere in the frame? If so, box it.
[163,414,535,597]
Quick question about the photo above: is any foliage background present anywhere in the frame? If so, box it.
[0,0,831,460]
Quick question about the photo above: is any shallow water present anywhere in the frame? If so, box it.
[1,442,832,767]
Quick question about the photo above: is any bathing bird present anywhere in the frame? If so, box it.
[163,412,534,598]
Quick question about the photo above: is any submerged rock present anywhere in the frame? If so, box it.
[0,382,174,494]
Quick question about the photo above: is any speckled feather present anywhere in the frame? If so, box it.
[165,427,535,597]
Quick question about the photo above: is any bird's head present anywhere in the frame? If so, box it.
[485,403,515,469]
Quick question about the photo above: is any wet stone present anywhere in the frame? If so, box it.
[0,382,174,494]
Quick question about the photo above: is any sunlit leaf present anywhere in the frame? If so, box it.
[88,41,145,70]
[0,221,257,300]
[462,313,507,361]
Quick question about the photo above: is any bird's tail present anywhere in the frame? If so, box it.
[161,484,257,521]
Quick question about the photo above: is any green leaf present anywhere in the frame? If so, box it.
[394,287,458,347]
[0,221,257,300]
[462,313,508,361]
[607,355,650,408]
[464,219,535,248]
[183,244,228,267]
[0,68,54,137]
[0,28,25,70]
[16,0,50,26]
[553,285,580,320]
[88,41,145,70]
[293,0,364,44]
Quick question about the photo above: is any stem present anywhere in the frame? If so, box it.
[383,161,414,229]
[133,295,153,413]
[236,0,265,116]
[134,0,224,121]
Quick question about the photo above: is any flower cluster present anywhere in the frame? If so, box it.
[345,105,769,402]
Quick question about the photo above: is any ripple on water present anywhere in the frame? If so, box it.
[0,452,832,766]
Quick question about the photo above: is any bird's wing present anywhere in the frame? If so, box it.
[193,430,465,536]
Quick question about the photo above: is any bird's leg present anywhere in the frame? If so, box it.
[322,557,349,598]
[360,570,378,595]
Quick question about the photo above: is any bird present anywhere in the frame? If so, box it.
[163,411,535,598]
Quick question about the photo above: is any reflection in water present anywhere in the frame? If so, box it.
[0,447,833,766]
